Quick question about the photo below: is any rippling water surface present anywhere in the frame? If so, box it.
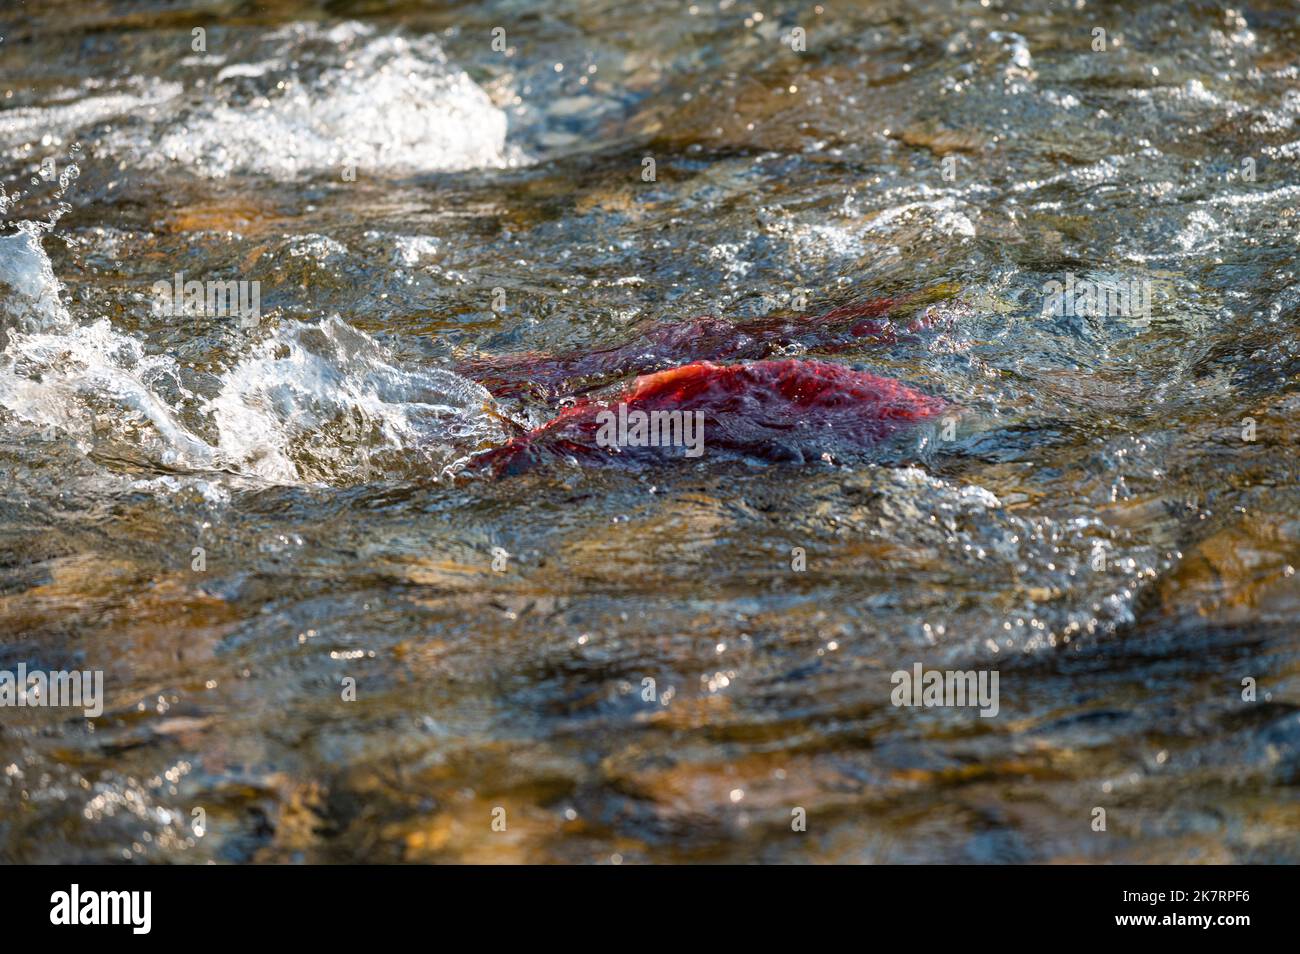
[2,0,1299,863]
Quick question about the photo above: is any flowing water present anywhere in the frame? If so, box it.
[1,0,1299,863]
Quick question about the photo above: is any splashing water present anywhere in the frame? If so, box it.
[0,227,508,482]
[205,314,507,482]
[105,22,515,179]
[0,225,73,337]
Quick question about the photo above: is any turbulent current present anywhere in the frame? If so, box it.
[0,226,508,483]
[1,1,1299,863]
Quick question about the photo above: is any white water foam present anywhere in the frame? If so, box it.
[143,23,510,178]
[205,315,503,482]
[0,228,505,482]
[4,22,513,179]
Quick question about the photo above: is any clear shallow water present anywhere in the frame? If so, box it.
[1,0,1299,862]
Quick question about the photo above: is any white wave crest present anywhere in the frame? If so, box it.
[6,22,512,179]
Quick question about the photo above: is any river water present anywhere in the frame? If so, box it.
[1,0,1298,862]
